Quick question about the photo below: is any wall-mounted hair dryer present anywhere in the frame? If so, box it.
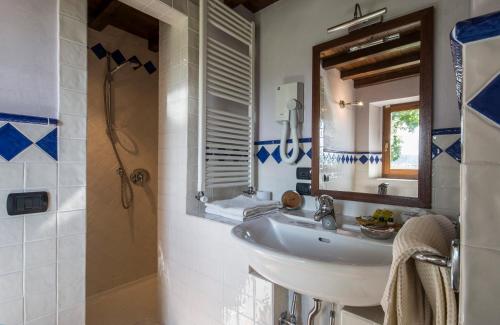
[275,82,303,164]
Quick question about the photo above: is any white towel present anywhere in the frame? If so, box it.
[205,195,281,222]
[381,215,457,325]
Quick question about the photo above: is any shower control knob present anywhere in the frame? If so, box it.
[130,168,149,186]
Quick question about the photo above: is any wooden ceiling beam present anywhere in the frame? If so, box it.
[88,0,160,52]
[224,0,248,7]
[88,0,120,31]
[353,65,420,88]
[341,51,420,80]
[224,0,280,12]
[322,31,421,70]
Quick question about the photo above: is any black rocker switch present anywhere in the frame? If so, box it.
[296,183,312,196]
[7,192,49,216]
[296,167,312,180]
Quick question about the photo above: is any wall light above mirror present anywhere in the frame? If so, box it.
[338,100,364,108]
[312,7,434,208]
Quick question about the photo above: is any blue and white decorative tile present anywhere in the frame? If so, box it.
[271,146,282,163]
[452,11,500,165]
[12,122,56,143]
[36,128,58,160]
[256,146,270,163]
[445,139,462,163]
[0,123,33,161]
[255,138,311,165]
[111,49,126,65]
[89,43,157,75]
[432,128,462,163]
[0,113,58,161]
[451,11,500,110]
[468,72,500,127]
[144,61,157,74]
[358,155,368,164]
[256,131,462,166]
[431,143,443,160]
[288,148,305,164]
[450,37,463,112]
[91,43,107,59]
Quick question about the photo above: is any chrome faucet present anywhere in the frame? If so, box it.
[314,195,337,230]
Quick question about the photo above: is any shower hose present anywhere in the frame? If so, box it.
[103,56,134,209]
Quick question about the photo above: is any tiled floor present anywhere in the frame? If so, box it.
[86,275,159,325]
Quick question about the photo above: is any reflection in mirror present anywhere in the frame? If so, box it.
[318,21,422,197]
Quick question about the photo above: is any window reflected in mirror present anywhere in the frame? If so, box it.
[382,102,419,179]
[318,22,421,198]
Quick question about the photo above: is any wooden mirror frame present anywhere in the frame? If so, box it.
[311,7,433,208]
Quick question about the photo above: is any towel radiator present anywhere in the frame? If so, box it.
[412,238,460,292]
[197,0,255,202]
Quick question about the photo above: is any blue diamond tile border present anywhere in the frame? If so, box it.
[288,148,305,163]
[111,49,126,65]
[0,123,33,160]
[36,128,58,160]
[450,37,463,112]
[468,73,500,126]
[432,143,443,160]
[256,146,270,163]
[271,146,282,164]
[89,43,157,76]
[445,139,462,163]
[453,11,500,44]
[144,61,157,74]
[254,133,461,166]
[91,43,107,59]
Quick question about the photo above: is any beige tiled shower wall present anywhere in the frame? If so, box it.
[86,25,159,297]
[0,0,87,324]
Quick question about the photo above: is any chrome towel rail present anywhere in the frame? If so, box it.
[412,239,460,292]
[197,0,255,200]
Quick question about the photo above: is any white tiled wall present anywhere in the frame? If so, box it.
[254,0,466,218]
[459,31,500,324]
[0,1,87,324]
[123,1,279,324]
[0,0,59,118]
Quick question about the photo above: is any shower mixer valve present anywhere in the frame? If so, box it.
[130,168,150,186]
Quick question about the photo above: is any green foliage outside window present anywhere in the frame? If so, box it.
[391,109,419,162]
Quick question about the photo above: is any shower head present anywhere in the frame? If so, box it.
[128,56,142,69]
[110,56,142,75]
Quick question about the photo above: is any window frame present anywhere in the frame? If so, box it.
[382,101,420,179]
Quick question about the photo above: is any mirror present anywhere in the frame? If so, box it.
[312,8,433,207]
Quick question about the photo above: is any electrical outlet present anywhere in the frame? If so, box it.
[296,167,311,180]
[296,183,311,196]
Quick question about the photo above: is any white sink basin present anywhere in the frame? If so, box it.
[231,212,393,306]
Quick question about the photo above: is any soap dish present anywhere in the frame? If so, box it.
[360,225,395,240]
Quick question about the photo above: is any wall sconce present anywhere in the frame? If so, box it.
[327,3,387,33]
[338,100,363,108]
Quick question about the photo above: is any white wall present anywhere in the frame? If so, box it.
[255,0,469,140]
[0,1,88,324]
[255,1,466,321]
[0,0,58,118]
[471,0,500,15]
[255,0,468,214]
[457,16,500,323]
[320,68,356,191]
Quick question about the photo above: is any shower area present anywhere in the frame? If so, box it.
[85,3,159,324]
